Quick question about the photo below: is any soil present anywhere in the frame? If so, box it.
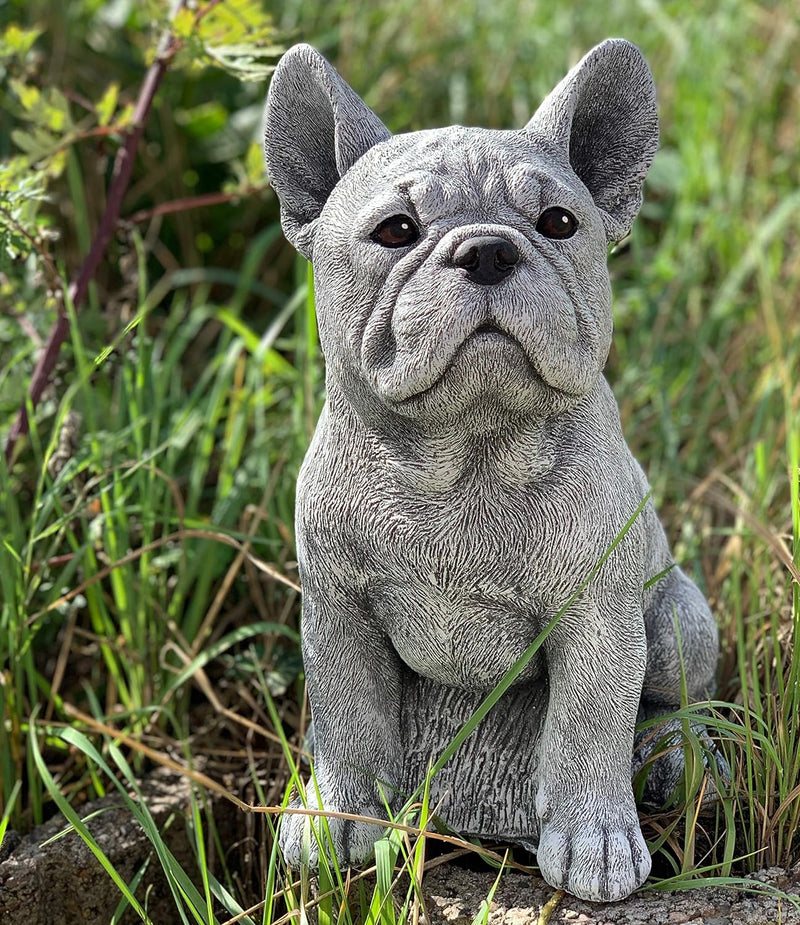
[1,772,798,924]
[0,769,239,925]
[421,863,800,925]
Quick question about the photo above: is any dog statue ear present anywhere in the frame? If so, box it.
[264,44,391,259]
[524,39,658,243]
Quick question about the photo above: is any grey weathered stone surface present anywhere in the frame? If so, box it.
[264,38,723,903]
[421,863,800,925]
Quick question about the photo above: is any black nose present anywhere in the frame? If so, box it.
[451,236,519,285]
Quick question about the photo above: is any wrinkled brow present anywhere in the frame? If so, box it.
[394,168,492,221]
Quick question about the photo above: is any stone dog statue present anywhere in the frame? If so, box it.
[263,39,721,901]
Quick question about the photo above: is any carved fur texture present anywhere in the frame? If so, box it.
[264,39,721,902]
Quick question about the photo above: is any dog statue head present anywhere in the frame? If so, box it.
[264,41,658,431]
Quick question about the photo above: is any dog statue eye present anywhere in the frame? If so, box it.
[536,207,578,240]
[372,214,420,248]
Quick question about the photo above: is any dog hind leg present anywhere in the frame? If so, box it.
[635,565,728,804]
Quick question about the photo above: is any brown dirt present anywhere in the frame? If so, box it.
[421,863,800,925]
[2,774,798,924]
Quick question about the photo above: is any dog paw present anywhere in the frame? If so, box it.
[535,789,651,901]
[633,718,731,807]
[278,797,385,869]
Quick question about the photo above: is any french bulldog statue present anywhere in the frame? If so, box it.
[264,39,721,902]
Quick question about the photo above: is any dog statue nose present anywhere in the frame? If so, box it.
[451,236,519,285]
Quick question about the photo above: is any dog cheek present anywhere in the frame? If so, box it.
[574,267,614,364]
[314,241,389,361]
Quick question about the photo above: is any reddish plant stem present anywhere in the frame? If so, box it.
[4,10,185,465]
[126,184,266,225]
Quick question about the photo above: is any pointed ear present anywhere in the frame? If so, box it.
[524,39,658,242]
[264,44,391,259]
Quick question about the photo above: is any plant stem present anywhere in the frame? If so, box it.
[126,185,267,225]
[3,3,186,464]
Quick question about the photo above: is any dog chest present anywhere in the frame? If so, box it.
[372,570,546,690]
[364,498,550,690]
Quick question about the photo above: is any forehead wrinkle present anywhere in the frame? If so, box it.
[446,139,536,213]
[397,168,472,221]
[483,159,510,204]
[437,152,498,215]
[505,164,542,213]
[400,173,446,221]
[370,132,557,223]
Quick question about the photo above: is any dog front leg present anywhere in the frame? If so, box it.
[535,591,651,901]
[278,587,404,869]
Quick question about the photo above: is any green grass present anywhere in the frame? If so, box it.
[2,0,800,921]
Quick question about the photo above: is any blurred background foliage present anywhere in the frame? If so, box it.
[3,0,798,492]
[0,0,799,918]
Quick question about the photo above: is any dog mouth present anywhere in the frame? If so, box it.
[471,321,506,337]
[394,319,541,407]
[468,320,527,354]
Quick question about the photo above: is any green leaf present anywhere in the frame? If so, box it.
[470,853,508,925]
[42,88,73,132]
[163,620,299,696]
[244,140,265,184]
[173,7,195,39]
[0,24,42,60]
[10,126,57,160]
[202,44,277,81]
[373,837,397,925]
[0,780,22,852]
[9,77,40,113]
[644,563,675,590]
[172,0,279,80]
[8,80,73,133]
[96,82,120,127]
[29,726,149,919]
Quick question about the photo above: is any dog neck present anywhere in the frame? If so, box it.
[327,381,575,493]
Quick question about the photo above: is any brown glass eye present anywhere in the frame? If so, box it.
[372,214,419,248]
[536,206,578,240]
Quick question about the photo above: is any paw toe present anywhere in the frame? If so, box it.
[538,820,651,902]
